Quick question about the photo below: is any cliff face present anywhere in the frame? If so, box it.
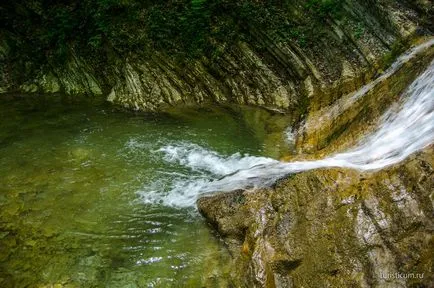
[0,0,431,113]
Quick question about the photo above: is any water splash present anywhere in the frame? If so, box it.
[157,143,276,176]
[139,59,434,208]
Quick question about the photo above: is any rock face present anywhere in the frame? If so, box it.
[197,37,434,288]
[296,38,434,153]
[198,148,434,287]
[0,0,432,113]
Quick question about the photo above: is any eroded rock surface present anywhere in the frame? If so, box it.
[1,0,432,113]
[197,148,433,287]
[297,39,434,153]
[197,35,434,287]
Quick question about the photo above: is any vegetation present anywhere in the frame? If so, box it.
[0,0,345,67]
[381,38,411,68]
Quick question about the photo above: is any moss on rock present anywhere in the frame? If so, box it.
[198,148,434,287]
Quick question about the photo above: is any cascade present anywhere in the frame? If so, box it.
[140,54,434,208]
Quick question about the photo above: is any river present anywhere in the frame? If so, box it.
[0,98,283,287]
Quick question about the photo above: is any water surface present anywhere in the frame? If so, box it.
[0,95,275,287]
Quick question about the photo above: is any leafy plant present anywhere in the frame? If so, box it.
[353,22,365,39]
[305,0,344,19]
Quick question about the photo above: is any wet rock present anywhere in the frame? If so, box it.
[297,40,434,153]
[198,149,434,287]
[68,148,92,162]
[198,190,249,243]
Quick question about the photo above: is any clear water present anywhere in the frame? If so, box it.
[0,96,278,287]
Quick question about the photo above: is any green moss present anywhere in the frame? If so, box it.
[305,0,344,19]
[234,194,246,205]
[381,38,411,69]
[353,22,365,39]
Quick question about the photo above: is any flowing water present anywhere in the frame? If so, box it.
[0,99,280,287]
[1,45,433,288]
[305,38,434,129]
[141,59,434,208]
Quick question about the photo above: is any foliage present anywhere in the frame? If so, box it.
[305,0,344,18]
[353,22,365,39]
[381,38,410,69]
[0,0,345,67]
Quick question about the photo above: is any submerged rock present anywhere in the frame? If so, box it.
[197,148,434,287]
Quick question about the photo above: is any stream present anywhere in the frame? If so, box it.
[143,59,434,207]
[0,99,282,287]
[1,44,433,288]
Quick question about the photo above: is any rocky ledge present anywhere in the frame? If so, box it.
[197,147,433,287]
[197,38,434,287]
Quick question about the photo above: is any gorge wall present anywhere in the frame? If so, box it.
[0,0,432,114]
[2,2,434,287]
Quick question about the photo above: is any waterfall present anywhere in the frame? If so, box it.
[139,57,434,208]
[303,38,434,135]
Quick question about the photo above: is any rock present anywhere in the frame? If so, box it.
[297,40,434,153]
[69,148,92,162]
[198,149,434,287]
[1,1,431,114]
[198,190,249,242]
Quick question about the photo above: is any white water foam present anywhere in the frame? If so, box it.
[138,58,434,208]
[157,143,276,176]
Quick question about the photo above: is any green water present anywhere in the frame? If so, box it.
[0,95,282,287]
